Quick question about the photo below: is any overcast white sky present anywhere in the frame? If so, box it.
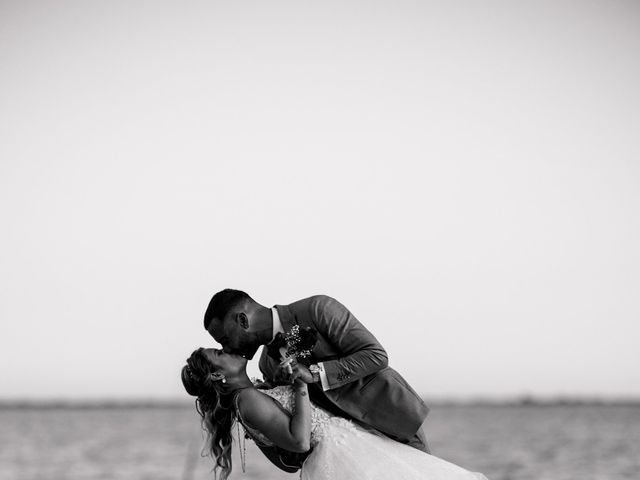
[1,1,639,400]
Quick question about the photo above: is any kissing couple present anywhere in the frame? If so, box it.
[182,289,488,480]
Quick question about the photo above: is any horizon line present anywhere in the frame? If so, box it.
[2,394,640,409]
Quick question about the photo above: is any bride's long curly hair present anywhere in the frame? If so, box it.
[181,348,236,480]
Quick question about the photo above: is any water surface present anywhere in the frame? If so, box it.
[1,404,638,479]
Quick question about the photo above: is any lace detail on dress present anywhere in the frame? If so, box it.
[260,386,363,448]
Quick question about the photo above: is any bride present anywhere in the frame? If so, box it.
[181,347,488,480]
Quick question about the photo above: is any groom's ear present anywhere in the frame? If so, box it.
[237,312,250,330]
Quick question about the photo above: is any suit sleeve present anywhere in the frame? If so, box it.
[310,296,388,390]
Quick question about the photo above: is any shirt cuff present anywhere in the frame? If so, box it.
[316,362,330,391]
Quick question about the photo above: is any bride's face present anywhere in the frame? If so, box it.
[202,347,247,375]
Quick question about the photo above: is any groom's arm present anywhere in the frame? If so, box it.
[309,295,388,390]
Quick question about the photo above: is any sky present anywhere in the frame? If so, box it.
[1,1,639,400]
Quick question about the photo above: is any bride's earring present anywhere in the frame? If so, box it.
[209,371,227,383]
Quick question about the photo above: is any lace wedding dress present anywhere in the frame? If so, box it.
[238,385,488,480]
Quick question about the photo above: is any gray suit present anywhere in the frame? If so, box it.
[259,295,430,454]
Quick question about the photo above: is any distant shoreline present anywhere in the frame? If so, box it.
[2,397,639,410]
[0,400,192,410]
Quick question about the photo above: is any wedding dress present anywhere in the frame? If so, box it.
[237,385,488,480]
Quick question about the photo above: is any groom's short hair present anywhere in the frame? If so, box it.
[204,289,252,330]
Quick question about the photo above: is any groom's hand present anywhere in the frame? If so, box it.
[287,362,315,384]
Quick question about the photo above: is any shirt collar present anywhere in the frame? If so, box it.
[271,307,284,342]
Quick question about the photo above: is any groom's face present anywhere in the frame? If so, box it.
[207,312,260,360]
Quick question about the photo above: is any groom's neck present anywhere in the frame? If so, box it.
[252,304,275,345]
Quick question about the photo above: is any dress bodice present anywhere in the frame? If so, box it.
[233,386,488,480]
[235,385,358,448]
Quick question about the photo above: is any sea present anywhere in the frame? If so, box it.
[1,403,638,480]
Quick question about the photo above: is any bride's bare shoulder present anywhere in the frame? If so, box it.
[236,386,264,407]
[237,388,289,423]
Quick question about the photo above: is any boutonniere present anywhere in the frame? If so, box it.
[268,325,318,373]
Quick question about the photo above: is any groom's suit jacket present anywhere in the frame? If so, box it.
[257,295,429,469]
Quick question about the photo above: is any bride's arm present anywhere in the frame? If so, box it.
[237,380,311,453]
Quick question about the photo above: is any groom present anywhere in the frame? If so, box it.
[204,289,430,471]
